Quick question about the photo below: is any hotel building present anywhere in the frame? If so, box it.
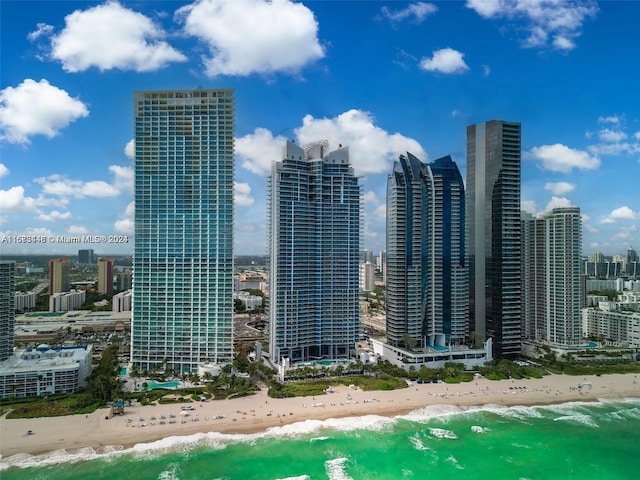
[466,120,522,358]
[269,140,362,363]
[132,89,234,373]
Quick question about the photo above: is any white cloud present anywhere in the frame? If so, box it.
[295,109,426,175]
[0,79,89,144]
[586,116,640,157]
[238,110,426,177]
[544,181,575,195]
[419,48,469,74]
[601,206,640,224]
[0,163,9,178]
[588,142,639,157]
[530,143,600,173]
[465,0,503,18]
[482,64,491,76]
[37,210,72,222]
[364,191,380,205]
[466,0,598,51]
[234,181,255,206]
[176,0,324,77]
[50,1,186,72]
[598,128,627,143]
[82,181,120,197]
[381,2,438,24]
[124,139,135,159]
[236,128,288,176]
[109,165,134,192]
[521,200,538,215]
[552,35,574,50]
[34,174,121,199]
[598,115,620,124]
[545,196,573,211]
[373,204,387,219]
[613,225,637,240]
[583,223,599,234]
[0,186,39,213]
[27,23,54,41]
[68,225,89,235]
[114,201,134,234]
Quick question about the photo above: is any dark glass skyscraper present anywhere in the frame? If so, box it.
[269,141,362,363]
[386,153,467,349]
[132,89,234,373]
[467,121,522,358]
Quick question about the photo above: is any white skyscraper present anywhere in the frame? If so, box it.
[522,207,583,345]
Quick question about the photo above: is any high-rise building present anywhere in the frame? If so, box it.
[386,153,467,349]
[522,208,583,345]
[115,270,133,292]
[97,257,114,294]
[467,120,522,358]
[132,89,234,373]
[360,261,375,292]
[0,261,15,361]
[48,258,70,295]
[269,140,362,363]
[78,249,95,265]
[428,156,468,345]
[627,246,638,273]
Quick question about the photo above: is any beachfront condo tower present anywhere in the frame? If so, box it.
[269,140,362,363]
[0,261,15,361]
[466,120,522,358]
[386,153,468,349]
[132,89,234,373]
[522,207,583,345]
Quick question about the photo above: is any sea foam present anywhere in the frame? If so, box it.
[325,457,353,480]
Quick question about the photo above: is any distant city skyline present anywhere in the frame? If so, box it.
[1,1,639,257]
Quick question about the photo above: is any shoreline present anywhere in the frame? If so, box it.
[2,372,639,461]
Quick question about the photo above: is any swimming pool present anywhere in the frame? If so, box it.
[145,381,182,390]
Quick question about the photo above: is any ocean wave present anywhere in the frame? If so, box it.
[471,425,489,433]
[4,398,638,471]
[400,403,466,423]
[553,414,599,428]
[158,463,181,480]
[446,455,464,470]
[275,476,310,480]
[325,457,353,480]
[409,433,430,451]
[428,428,457,439]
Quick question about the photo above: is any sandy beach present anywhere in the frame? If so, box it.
[2,372,639,459]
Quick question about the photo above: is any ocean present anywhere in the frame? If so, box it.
[2,398,639,480]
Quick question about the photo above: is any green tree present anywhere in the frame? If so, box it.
[88,344,121,403]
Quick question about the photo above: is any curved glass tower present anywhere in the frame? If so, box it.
[386,153,467,349]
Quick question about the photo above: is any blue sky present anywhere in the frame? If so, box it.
[1,0,639,257]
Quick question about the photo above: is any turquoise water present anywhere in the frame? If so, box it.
[2,399,640,479]
[146,381,181,390]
